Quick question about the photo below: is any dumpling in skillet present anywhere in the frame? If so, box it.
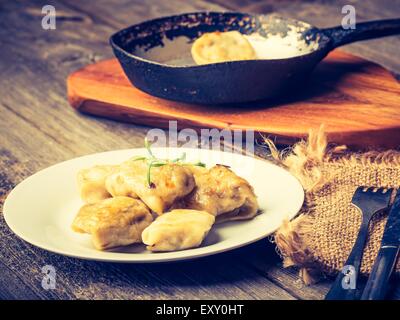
[72,196,153,250]
[182,165,259,223]
[142,209,215,252]
[77,165,118,203]
[105,159,195,215]
[191,31,256,65]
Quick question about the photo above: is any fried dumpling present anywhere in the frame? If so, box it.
[214,193,258,223]
[191,31,256,65]
[105,169,138,199]
[105,159,195,215]
[77,165,117,203]
[142,209,215,252]
[182,165,258,222]
[72,196,153,250]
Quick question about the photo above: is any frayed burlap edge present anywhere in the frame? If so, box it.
[264,126,400,284]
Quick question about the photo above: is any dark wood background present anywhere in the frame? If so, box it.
[0,0,399,300]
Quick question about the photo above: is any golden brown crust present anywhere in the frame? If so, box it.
[77,165,118,203]
[142,209,215,252]
[191,31,256,65]
[72,196,153,250]
[105,159,195,215]
[181,165,259,222]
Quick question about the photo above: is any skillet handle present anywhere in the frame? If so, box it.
[322,18,400,49]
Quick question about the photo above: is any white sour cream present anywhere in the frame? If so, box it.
[244,29,318,60]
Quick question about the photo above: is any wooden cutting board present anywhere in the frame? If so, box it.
[67,50,400,149]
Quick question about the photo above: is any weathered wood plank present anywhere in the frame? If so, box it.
[56,0,335,300]
[0,1,148,158]
[0,0,297,300]
[1,0,399,300]
[0,260,40,300]
[61,0,226,28]
[0,125,296,300]
[232,241,330,300]
[212,0,400,300]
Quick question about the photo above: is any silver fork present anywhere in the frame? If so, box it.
[325,186,393,300]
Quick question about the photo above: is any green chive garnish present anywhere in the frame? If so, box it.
[138,139,205,188]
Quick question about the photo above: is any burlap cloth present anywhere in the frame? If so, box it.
[264,127,400,284]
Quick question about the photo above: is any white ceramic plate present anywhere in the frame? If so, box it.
[3,148,304,263]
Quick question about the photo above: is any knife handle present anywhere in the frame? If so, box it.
[361,246,400,300]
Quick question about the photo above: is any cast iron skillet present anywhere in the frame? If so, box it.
[110,12,400,104]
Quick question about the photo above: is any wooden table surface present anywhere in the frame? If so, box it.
[1,0,399,300]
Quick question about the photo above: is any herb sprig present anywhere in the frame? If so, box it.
[136,138,205,188]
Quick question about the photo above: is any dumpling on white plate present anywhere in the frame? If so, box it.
[142,209,215,252]
[105,159,195,215]
[182,165,259,223]
[105,168,139,199]
[72,196,153,250]
[77,165,118,203]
